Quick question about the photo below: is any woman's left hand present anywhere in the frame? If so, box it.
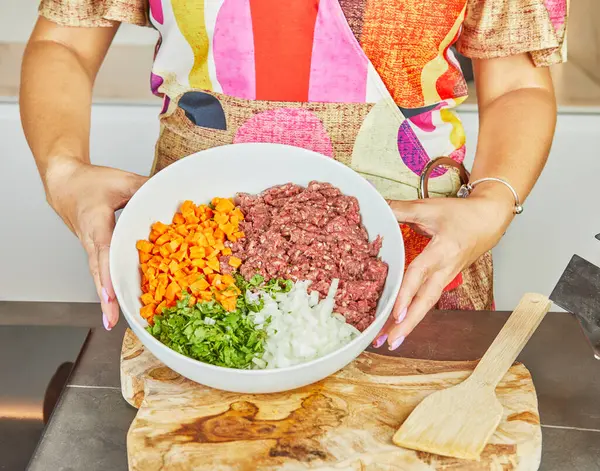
[373,188,515,350]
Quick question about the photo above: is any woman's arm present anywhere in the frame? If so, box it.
[21,17,147,330]
[469,54,557,206]
[21,17,117,179]
[376,54,557,349]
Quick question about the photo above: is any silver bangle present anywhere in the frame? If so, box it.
[457,177,523,214]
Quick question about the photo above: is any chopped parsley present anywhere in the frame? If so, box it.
[146,274,291,369]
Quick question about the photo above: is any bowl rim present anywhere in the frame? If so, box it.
[111,142,404,376]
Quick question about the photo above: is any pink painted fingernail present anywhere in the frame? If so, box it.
[389,336,405,351]
[373,334,388,349]
[101,287,110,304]
[102,312,112,331]
[395,307,407,324]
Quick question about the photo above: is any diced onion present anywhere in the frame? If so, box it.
[251,279,360,369]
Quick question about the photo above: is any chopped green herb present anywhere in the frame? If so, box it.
[147,291,269,369]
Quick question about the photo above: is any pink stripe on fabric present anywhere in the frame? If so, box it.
[213,0,256,100]
[234,108,334,157]
[308,0,368,103]
[544,0,566,31]
[149,0,164,24]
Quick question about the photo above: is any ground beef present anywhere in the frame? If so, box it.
[220,181,389,331]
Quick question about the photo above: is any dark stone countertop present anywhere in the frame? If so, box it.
[1,301,598,470]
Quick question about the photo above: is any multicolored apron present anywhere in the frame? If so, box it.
[147,0,494,310]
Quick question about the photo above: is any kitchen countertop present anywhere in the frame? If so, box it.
[1,301,598,470]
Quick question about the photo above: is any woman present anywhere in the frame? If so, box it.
[21,0,567,350]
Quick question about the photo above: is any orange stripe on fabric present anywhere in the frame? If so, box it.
[360,0,466,108]
[250,0,320,101]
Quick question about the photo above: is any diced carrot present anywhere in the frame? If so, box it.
[149,231,160,243]
[216,199,235,213]
[159,245,171,258]
[147,259,160,270]
[155,300,167,315]
[172,248,187,262]
[167,260,179,275]
[207,258,220,272]
[168,239,181,253]
[198,233,209,247]
[221,297,236,312]
[140,304,156,319]
[190,278,210,292]
[190,246,206,259]
[136,240,154,254]
[141,293,154,305]
[165,281,181,302]
[214,212,228,225]
[155,280,167,302]
[155,233,171,246]
[139,251,152,263]
[180,200,195,215]
[220,222,234,235]
[138,197,247,317]
[228,257,242,268]
[152,221,169,235]
[191,258,206,268]
[188,295,197,307]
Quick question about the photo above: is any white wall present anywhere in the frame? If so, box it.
[0,0,158,44]
[1,101,599,310]
[0,103,159,303]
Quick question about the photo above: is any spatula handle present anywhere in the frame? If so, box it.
[469,293,551,389]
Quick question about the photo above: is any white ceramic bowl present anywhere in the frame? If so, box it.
[111,143,404,393]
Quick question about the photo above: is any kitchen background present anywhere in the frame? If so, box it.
[0,1,599,311]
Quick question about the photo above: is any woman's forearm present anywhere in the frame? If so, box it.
[468,55,557,212]
[469,87,556,203]
[20,18,117,185]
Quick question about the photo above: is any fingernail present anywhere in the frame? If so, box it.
[101,287,110,304]
[102,312,112,331]
[389,336,405,351]
[373,334,388,349]
[395,307,407,324]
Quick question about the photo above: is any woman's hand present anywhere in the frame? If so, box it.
[45,157,147,330]
[373,188,514,350]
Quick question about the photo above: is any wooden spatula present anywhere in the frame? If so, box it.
[392,292,551,460]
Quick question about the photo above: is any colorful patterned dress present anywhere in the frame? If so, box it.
[40,0,568,310]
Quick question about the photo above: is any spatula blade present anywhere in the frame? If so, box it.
[392,380,503,460]
[549,254,600,359]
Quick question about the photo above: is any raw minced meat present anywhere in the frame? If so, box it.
[219,181,389,331]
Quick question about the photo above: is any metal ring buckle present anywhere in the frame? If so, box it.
[417,156,470,199]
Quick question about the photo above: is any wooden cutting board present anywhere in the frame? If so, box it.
[121,329,542,470]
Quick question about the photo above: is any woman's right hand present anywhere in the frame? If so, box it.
[45,157,147,330]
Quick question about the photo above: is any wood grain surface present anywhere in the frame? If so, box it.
[121,329,542,470]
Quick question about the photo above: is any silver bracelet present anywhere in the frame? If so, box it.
[457,177,523,214]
